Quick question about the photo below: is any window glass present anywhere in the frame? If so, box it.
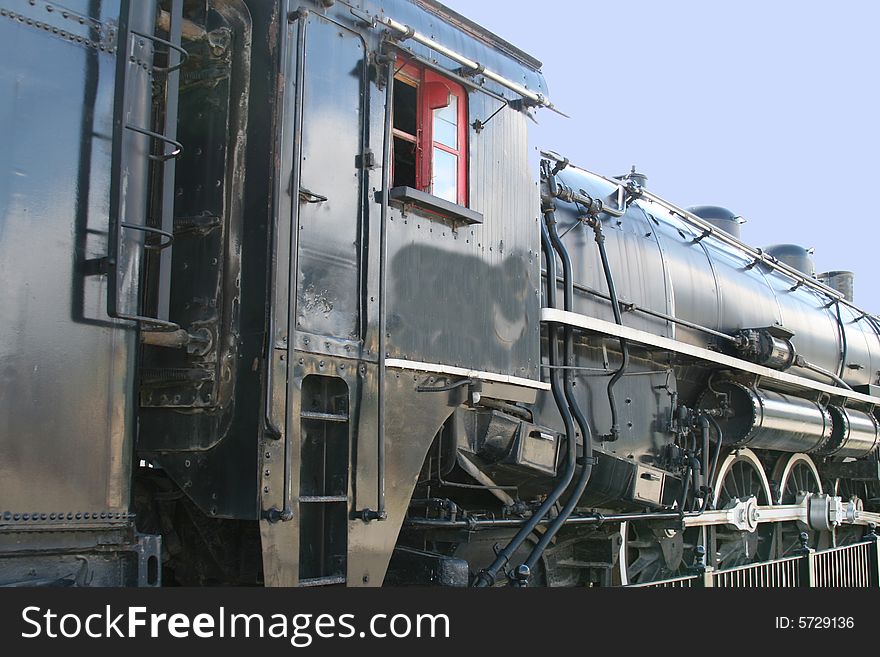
[432,147,457,202]
[432,94,457,149]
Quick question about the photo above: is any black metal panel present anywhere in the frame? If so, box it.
[137,1,266,520]
[295,13,365,341]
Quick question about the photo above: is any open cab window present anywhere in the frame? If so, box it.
[391,59,468,207]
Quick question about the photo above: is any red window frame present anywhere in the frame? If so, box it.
[393,59,468,206]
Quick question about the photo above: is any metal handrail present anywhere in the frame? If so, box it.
[124,124,183,161]
[130,29,189,73]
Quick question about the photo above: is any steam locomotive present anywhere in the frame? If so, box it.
[2,0,879,588]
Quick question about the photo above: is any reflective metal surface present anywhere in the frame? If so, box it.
[698,382,832,453]
[822,406,880,458]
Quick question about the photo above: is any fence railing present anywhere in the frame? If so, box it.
[629,535,880,588]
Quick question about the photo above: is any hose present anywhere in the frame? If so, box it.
[515,208,595,580]
[471,218,578,587]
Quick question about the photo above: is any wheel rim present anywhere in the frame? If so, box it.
[772,453,829,555]
[712,448,774,569]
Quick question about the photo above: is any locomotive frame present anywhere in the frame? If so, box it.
[2,0,880,588]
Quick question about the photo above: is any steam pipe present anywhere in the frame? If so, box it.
[700,415,710,505]
[691,456,701,512]
[678,460,691,513]
[705,414,724,509]
[471,218,578,586]
[795,355,853,391]
[590,218,630,441]
[516,199,595,579]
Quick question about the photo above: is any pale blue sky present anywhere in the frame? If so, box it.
[442,0,880,311]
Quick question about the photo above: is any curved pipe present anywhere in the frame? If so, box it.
[516,209,595,578]
[705,414,724,510]
[590,218,630,441]
[472,218,578,587]
[796,356,853,391]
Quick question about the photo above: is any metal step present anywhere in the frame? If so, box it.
[301,411,349,422]
[298,575,346,587]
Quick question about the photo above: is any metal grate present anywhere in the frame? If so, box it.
[713,556,801,588]
[814,542,873,587]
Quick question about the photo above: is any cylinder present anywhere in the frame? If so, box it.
[698,381,832,453]
[817,406,880,458]
[818,270,854,303]
[687,205,742,239]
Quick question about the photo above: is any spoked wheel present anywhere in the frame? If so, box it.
[772,453,830,555]
[712,448,774,569]
[617,521,691,585]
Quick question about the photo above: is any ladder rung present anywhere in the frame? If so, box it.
[301,411,349,422]
[298,575,346,587]
[299,496,348,503]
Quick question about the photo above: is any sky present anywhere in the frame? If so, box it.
[441,0,880,311]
